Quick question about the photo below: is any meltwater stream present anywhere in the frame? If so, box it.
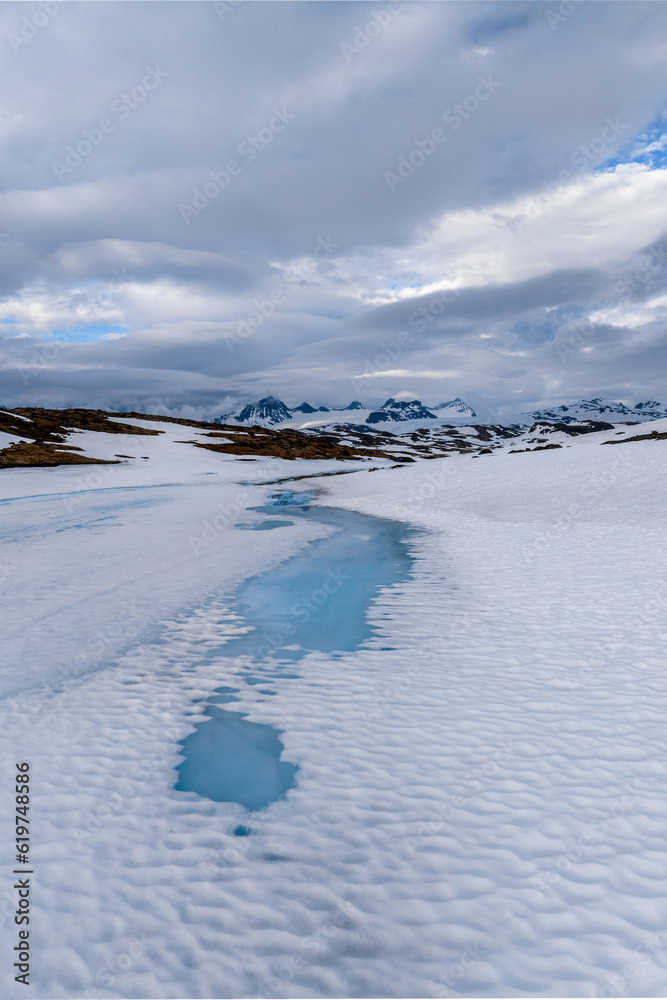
[175,490,416,811]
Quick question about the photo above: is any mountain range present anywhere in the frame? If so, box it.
[215,394,667,430]
[523,397,667,424]
[218,396,476,427]
[218,397,369,426]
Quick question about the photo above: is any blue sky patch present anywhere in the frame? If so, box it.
[595,115,667,173]
[50,324,129,343]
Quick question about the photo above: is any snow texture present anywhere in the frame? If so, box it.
[1,417,667,999]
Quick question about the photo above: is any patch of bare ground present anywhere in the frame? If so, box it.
[0,407,162,442]
[602,429,667,444]
[178,428,405,463]
[0,441,120,470]
[0,407,162,470]
[509,443,563,453]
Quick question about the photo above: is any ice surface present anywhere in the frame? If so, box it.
[176,706,299,810]
[219,501,415,660]
[175,494,415,810]
[235,518,295,530]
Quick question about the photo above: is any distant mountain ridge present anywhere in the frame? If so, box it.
[523,397,667,424]
[217,395,476,427]
[219,396,333,425]
[217,394,666,429]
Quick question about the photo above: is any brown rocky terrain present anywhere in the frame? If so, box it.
[0,408,161,469]
[0,405,544,470]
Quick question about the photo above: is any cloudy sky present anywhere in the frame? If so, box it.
[2,0,667,419]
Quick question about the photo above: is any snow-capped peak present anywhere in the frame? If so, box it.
[634,400,665,415]
[234,397,293,425]
[431,397,477,418]
[366,398,438,424]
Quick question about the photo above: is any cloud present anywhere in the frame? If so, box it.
[1,0,667,417]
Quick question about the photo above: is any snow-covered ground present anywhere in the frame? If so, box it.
[1,417,667,998]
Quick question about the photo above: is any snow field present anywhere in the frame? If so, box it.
[0,420,359,701]
[1,419,666,998]
[318,434,667,998]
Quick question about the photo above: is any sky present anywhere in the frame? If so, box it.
[1,0,667,421]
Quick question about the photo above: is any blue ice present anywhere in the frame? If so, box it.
[176,492,415,812]
[175,705,298,810]
[235,519,295,531]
